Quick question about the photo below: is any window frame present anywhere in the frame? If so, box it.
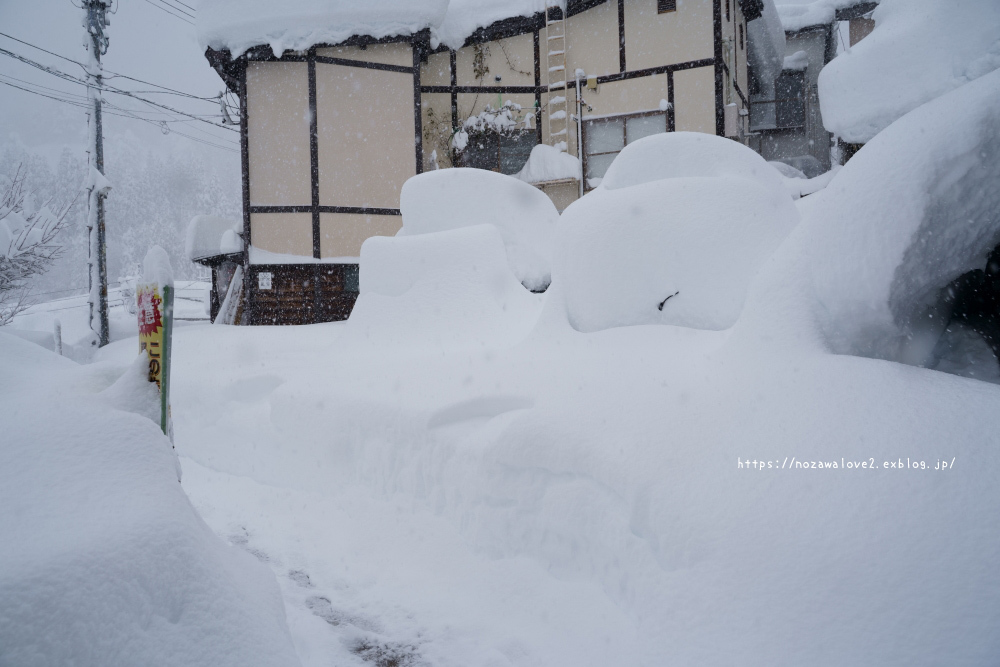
[657,0,677,14]
[582,110,669,188]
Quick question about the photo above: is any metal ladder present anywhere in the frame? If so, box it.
[545,3,569,152]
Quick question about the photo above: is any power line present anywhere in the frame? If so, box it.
[156,0,196,20]
[0,31,223,103]
[0,45,238,132]
[142,0,195,25]
[0,79,239,153]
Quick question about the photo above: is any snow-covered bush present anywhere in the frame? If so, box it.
[399,168,557,291]
[0,167,72,325]
[552,132,798,332]
[819,0,1000,143]
[739,68,1000,374]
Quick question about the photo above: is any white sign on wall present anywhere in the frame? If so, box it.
[258,272,272,290]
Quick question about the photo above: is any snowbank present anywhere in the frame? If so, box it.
[515,144,580,184]
[348,224,542,348]
[186,215,242,263]
[0,333,300,667]
[819,0,1000,143]
[555,133,798,332]
[198,0,449,56]
[399,168,557,291]
[739,68,1000,368]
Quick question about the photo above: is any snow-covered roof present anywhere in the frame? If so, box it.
[198,0,562,56]
[198,0,450,57]
[186,215,243,263]
[773,0,873,33]
[818,0,1000,143]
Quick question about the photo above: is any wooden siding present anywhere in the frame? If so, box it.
[243,264,359,325]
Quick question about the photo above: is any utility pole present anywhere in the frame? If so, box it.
[83,0,112,347]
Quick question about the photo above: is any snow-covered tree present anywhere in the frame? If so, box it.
[0,166,74,325]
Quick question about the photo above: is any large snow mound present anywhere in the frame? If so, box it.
[198,0,449,56]
[399,168,557,291]
[555,133,798,332]
[0,333,300,666]
[740,68,1000,367]
[349,224,542,348]
[819,0,1000,143]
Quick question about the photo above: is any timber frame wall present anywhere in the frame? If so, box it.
[206,0,750,324]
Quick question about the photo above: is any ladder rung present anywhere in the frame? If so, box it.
[548,50,565,57]
[549,65,565,72]
[550,128,568,136]
[548,81,566,89]
[549,95,566,104]
[547,34,564,40]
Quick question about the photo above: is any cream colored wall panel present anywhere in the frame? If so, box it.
[246,62,312,206]
[674,65,716,134]
[320,213,402,258]
[316,43,413,67]
[455,33,536,87]
[624,0,713,71]
[250,213,312,256]
[580,74,671,118]
[422,51,452,87]
[422,93,455,169]
[564,2,619,80]
[316,64,416,208]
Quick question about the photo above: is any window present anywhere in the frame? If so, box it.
[774,71,806,129]
[726,0,730,22]
[657,0,676,14]
[584,112,668,184]
[739,24,744,50]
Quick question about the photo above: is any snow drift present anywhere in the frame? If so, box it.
[554,132,798,332]
[0,333,300,667]
[740,68,1000,370]
[819,0,1000,143]
[399,168,557,291]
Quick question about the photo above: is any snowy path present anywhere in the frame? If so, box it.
[88,318,1000,666]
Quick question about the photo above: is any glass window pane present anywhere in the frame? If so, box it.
[626,114,666,144]
[585,118,624,154]
[586,152,618,180]
[499,132,539,175]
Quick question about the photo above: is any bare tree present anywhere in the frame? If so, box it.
[0,166,74,325]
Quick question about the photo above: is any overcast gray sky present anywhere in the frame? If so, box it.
[0,0,238,167]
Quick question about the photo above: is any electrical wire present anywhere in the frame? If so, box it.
[0,46,238,132]
[141,0,195,26]
[0,79,239,153]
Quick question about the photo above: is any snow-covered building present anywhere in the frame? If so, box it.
[197,0,783,325]
[747,0,876,174]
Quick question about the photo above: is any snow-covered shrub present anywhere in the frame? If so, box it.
[350,224,542,348]
[738,68,1000,374]
[552,132,798,332]
[399,168,557,291]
